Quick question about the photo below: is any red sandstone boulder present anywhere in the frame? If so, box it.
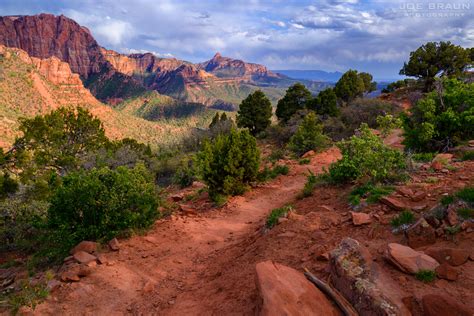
[425,247,469,266]
[385,243,439,274]
[422,294,472,316]
[435,263,460,281]
[255,261,340,316]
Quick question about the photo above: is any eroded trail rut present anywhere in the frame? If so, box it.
[35,148,340,315]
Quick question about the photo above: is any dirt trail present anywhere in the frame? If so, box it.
[35,148,341,315]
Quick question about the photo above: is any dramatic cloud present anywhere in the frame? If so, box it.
[0,0,472,79]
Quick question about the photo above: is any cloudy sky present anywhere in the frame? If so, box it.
[0,0,472,79]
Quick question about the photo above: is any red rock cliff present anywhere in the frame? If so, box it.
[0,14,105,78]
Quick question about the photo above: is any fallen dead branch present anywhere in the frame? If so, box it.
[304,268,358,316]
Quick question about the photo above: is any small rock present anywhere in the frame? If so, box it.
[277,217,288,224]
[411,191,426,202]
[469,140,474,147]
[46,279,61,292]
[301,150,315,158]
[412,204,427,212]
[431,160,443,171]
[142,281,155,293]
[171,193,184,202]
[180,204,197,216]
[380,196,407,212]
[350,212,372,226]
[405,218,436,248]
[422,294,472,316]
[446,209,459,226]
[108,238,120,251]
[425,247,469,266]
[287,211,304,221]
[461,221,474,230]
[60,271,80,282]
[435,263,460,281]
[70,241,98,255]
[397,187,413,197]
[385,243,439,274]
[73,251,97,264]
[96,254,108,265]
[278,232,296,238]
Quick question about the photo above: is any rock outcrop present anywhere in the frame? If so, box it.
[330,238,405,315]
[198,52,283,82]
[0,14,104,78]
[255,261,340,316]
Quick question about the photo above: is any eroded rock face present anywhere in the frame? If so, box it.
[329,238,401,315]
[255,261,340,316]
[0,14,104,78]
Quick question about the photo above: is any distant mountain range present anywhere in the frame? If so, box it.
[273,70,344,83]
[0,14,331,109]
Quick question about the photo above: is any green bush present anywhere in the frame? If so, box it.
[173,159,196,188]
[268,148,285,163]
[391,210,415,228]
[457,208,473,220]
[0,198,49,252]
[257,164,289,182]
[376,114,402,137]
[349,184,394,206]
[197,129,260,200]
[456,187,474,203]
[288,112,330,156]
[302,170,317,198]
[327,124,407,183]
[324,98,399,141]
[48,164,160,252]
[461,151,474,161]
[266,205,292,228]
[415,270,436,283]
[299,158,311,165]
[411,152,436,163]
[402,79,474,152]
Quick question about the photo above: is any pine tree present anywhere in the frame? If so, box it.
[197,129,260,200]
[288,112,330,156]
[310,88,339,117]
[237,90,272,135]
[276,83,312,123]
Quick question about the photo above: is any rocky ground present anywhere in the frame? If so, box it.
[2,142,474,315]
